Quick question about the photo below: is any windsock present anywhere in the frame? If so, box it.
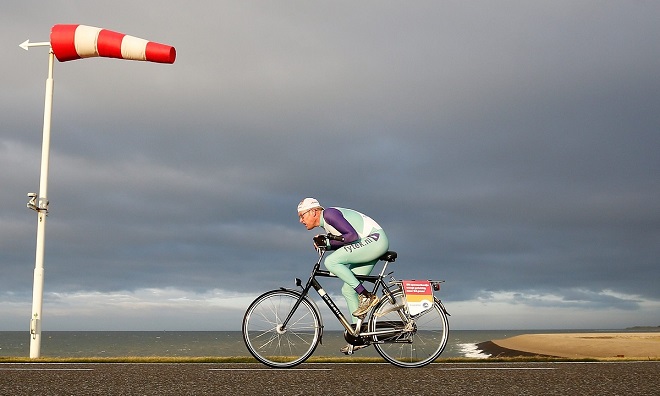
[50,24,176,64]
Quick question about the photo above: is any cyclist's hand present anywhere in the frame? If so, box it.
[313,234,329,249]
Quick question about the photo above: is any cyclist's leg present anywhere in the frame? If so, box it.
[324,232,388,288]
[325,251,361,288]
[324,231,389,320]
[324,233,389,288]
[341,260,377,322]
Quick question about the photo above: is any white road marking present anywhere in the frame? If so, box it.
[0,368,94,371]
[209,368,332,371]
[438,367,556,370]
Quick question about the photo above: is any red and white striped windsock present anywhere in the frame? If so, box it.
[50,24,176,64]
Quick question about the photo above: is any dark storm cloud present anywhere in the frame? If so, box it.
[1,1,658,330]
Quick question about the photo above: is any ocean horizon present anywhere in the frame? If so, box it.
[0,329,643,359]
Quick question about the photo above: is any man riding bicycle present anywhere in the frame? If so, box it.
[297,198,389,336]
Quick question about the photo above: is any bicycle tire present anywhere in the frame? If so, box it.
[242,289,321,368]
[369,289,449,368]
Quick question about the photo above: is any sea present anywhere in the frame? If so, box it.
[0,329,638,359]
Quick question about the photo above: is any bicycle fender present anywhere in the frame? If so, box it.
[434,296,451,316]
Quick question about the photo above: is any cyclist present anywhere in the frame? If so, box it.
[297,197,389,330]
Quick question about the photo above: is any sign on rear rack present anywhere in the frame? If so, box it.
[402,280,433,316]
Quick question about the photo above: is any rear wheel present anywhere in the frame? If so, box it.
[369,289,449,368]
[242,290,321,368]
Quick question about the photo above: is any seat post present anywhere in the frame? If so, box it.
[376,251,397,278]
[378,261,390,277]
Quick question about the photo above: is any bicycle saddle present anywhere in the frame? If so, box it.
[379,251,397,262]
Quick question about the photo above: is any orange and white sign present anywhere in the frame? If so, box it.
[402,280,433,315]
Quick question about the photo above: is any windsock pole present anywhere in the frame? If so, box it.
[26,47,55,359]
[20,25,175,359]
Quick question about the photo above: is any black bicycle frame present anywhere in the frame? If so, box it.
[280,250,401,338]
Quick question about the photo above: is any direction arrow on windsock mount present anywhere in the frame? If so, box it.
[19,40,52,51]
[50,24,176,64]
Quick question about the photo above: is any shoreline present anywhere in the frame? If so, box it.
[480,332,660,359]
[476,340,557,358]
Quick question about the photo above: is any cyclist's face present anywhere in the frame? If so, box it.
[298,208,319,230]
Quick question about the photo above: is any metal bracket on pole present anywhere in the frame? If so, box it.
[30,314,40,340]
[27,192,49,214]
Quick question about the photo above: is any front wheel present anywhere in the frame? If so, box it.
[369,289,449,368]
[242,290,321,368]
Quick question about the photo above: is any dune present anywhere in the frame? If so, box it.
[486,332,660,358]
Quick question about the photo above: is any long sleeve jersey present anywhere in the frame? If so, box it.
[319,207,383,250]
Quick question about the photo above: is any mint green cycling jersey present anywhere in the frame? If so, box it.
[319,207,383,246]
[317,207,389,322]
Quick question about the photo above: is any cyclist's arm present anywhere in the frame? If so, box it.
[323,208,359,249]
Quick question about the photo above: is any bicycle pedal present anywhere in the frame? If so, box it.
[340,344,368,355]
[340,344,355,355]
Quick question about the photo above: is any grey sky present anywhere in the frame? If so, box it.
[1,1,659,331]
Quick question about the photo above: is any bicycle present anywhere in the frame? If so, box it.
[242,236,450,368]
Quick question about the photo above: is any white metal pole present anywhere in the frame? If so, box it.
[29,49,55,359]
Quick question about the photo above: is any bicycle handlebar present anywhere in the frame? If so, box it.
[326,233,344,242]
[314,234,344,255]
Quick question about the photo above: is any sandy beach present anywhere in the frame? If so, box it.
[482,332,660,359]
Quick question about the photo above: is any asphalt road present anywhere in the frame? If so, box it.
[1,361,657,395]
